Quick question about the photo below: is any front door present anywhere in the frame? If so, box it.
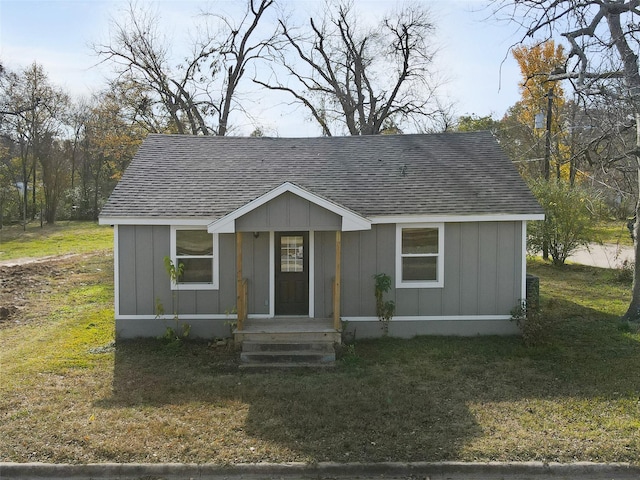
[275,232,309,316]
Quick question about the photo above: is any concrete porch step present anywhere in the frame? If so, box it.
[241,340,335,353]
[240,341,336,367]
[239,361,336,369]
[240,349,336,365]
[235,330,341,344]
[235,318,340,368]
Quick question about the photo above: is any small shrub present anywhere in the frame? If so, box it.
[527,179,602,266]
[615,259,634,284]
[373,273,395,336]
[337,343,361,367]
[511,299,552,347]
[162,323,191,343]
[340,319,356,344]
[618,319,640,333]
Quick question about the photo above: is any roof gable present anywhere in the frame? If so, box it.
[208,182,371,233]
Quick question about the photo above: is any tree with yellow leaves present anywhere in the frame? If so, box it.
[512,40,567,181]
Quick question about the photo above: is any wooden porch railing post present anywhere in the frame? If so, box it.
[236,232,246,330]
[333,230,341,330]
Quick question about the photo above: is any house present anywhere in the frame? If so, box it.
[99,132,544,342]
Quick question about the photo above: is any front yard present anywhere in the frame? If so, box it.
[1,223,639,464]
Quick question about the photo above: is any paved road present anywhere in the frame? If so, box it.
[2,461,640,480]
[567,243,634,268]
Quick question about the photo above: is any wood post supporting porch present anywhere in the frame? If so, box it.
[333,230,341,330]
[236,232,247,330]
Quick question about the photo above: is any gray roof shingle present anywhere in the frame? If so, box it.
[99,131,543,220]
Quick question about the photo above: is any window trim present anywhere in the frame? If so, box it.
[396,223,444,289]
[170,226,219,290]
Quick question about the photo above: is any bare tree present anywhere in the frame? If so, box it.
[94,0,277,136]
[255,1,447,136]
[493,0,640,320]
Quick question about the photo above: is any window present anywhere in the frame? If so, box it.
[396,223,444,288]
[280,235,304,272]
[170,227,218,289]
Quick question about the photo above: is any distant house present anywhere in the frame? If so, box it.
[99,132,543,341]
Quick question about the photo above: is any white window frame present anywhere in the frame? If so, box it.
[396,223,444,288]
[170,226,219,290]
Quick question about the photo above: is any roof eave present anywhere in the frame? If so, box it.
[368,213,545,224]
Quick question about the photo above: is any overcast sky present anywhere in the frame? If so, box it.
[0,0,529,136]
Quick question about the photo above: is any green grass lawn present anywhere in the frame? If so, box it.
[590,219,634,247]
[1,224,640,464]
[0,221,113,261]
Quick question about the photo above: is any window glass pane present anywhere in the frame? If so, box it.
[178,258,213,283]
[402,228,438,254]
[402,256,437,281]
[176,230,213,256]
[280,235,303,272]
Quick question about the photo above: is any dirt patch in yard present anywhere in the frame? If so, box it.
[0,255,91,328]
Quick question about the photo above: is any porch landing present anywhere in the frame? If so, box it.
[234,318,341,368]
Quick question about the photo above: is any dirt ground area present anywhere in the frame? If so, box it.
[0,256,78,329]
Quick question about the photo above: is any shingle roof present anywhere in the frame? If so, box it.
[99,131,543,220]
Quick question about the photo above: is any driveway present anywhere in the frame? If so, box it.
[567,243,634,268]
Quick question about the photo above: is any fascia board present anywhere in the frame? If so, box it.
[98,217,214,226]
[369,213,545,224]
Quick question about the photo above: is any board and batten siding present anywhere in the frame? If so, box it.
[114,219,523,338]
[338,222,522,319]
[116,225,235,339]
[117,226,268,317]
[235,191,341,232]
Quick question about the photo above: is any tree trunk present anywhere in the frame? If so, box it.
[607,10,640,321]
[31,162,37,221]
[623,113,640,321]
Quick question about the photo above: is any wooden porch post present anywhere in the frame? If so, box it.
[333,230,341,330]
[236,232,246,330]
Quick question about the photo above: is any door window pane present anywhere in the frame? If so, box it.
[281,235,303,272]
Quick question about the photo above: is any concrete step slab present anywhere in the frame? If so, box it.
[241,341,335,353]
[240,350,336,364]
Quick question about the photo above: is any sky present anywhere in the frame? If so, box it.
[0,0,530,136]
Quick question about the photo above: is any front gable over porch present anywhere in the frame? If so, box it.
[207,182,371,234]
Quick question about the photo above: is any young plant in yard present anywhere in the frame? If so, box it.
[162,256,190,341]
[373,273,395,336]
[510,299,550,347]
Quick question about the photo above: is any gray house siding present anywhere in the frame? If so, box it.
[118,225,170,316]
[117,226,273,316]
[115,219,523,339]
[236,192,341,232]
[313,231,337,319]
[116,226,238,338]
[338,222,522,319]
[241,232,270,315]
